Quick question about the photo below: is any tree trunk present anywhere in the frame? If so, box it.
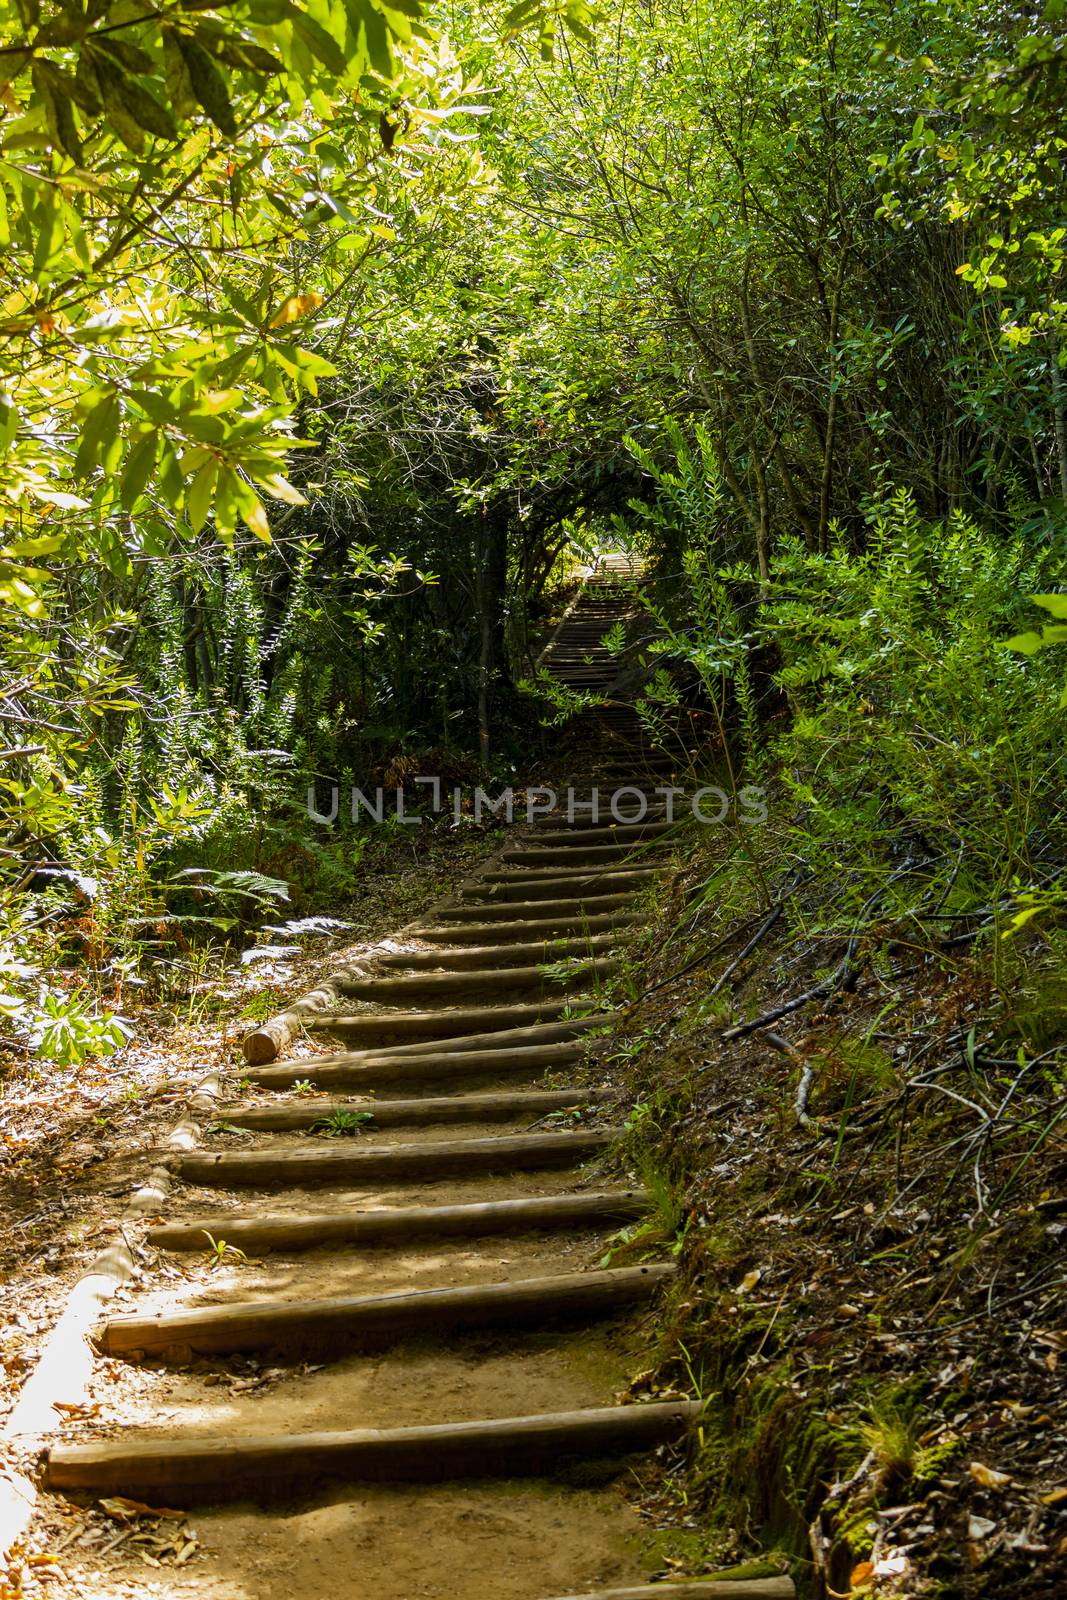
[475,506,510,770]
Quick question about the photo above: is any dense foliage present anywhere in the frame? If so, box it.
[1,0,1065,1058]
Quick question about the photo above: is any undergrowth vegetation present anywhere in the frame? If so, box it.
[599,490,1067,1596]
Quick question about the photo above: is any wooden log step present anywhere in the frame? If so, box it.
[339,1012,613,1059]
[333,959,618,1001]
[499,847,664,867]
[409,913,638,942]
[245,1014,615,1086]
[44,1399,701,1502]
[148,1188,649,1254]
[436,896,640,923]
[542,1581,795,1600]
[244,1040,590,1091]
[214,1086,611,1132]
[475,866,654,890]
[526,823,672,845]
[377,934,618,970]
[174,1127,620,1188]
[97,1264,675,1359]
[307,999,603,1045]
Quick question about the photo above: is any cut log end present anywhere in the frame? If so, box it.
[241,1021,287,1065]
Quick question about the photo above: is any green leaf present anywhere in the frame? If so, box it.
[162,28,198,120]
[563,1,594,44]
[94,37,155,75]
[291,10,348,76]
[120,431,159,510]
[242,0,294,19]
[1032,594,1067,619]
[73,394,120,480]
[158,444,185,509]
[357,1,395,76]
[32,63,83,161]
[72,51,102,116]
[1004,630,1044,656]
[259,471,306,504]
[187,458,219,531]
[503,0,543,26]
[235,479,273,540]
[177,35,237,137]
[3,532,66,557]
[90,49,177,146]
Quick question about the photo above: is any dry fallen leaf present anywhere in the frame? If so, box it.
[737,1268,762,1295]
[968,1514,997,1541]
[1041,1486,1067,1506]
[969,1460,1012,1490]
[98,1496,185,1522]
[850,1559,875,1587]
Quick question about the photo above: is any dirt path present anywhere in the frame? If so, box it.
[10,559,794,1600]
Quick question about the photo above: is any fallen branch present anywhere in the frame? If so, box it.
[722,973,834,1041]
[765,1031,817,1129]
[723,859,927,1039]
[707,902,785,1000]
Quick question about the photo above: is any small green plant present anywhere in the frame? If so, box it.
[31,989,130,1069]
[543,1106,585,1125]
[861,1390,922,1488]
[624,1100,653,1133]
[291,1078,315,1095]
[538,955,597,986]
[202,1231,247,1267]
[239,987,289,1023]
[311,1108,375,1136]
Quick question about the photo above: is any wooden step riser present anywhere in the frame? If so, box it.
[147,1190,648,1254]
[44,1400,701,1502]
[336,1013,611,1059]
[174,1127,619,1188]
[437,896,638,923]
[98,1265,675,1360]
[334,959,618,1001]
[249,1015,615,1082]
[308,1001,604,1045]
[410,914,638,942]
[378,934,618,971]
[499,848,665,868]
[240,1059,572,1095]
[217,1087,611,1132]
[244,1041,590,1091]
[544,1582,795,1600]
[528,813,668,832]
[469,869,654,894]
[525,824,672,845]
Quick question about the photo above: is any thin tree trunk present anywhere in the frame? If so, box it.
[739,258,816,548]
[1051,328,1067,500]
[817,251,847,551]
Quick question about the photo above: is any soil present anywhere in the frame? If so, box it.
[3,816,667,1600]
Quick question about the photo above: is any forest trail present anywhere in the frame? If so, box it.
[35,559,792,1600]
